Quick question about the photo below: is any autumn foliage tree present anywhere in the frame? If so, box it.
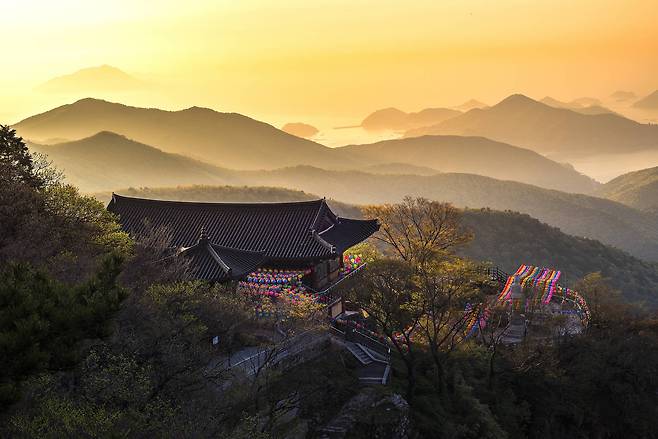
[363,196,472,270]
[341,197,483,401]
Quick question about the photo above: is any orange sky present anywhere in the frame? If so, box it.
[2,0,658,126]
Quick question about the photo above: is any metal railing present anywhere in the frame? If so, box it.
[481,265,510,284]
[308,263,367,301]
[344,327,390,360]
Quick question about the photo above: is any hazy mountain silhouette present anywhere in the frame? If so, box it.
[361,162,440,176]
[405,94,658,158]
[570,97,602,107]
[632,90,658,110]
[336,135,600,193]
[29,132,241,191]
[281,122,319,139]
[27,131,658,260]
[453,99,488,112]
[235,166,658,261]
[596,166,658,213]
[35,65,144,94]
[610,90,637,102]
[15,98,602,192]
[540,96,572,108]
[540,96,616,115]
[360,107,461,131]
[572,105,619,116]
[14,98,345,170]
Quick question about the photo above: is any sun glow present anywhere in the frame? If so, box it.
[2,0,658,126]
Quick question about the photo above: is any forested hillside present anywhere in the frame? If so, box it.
[238,167,658,262]
[596,165,658,212]
[461,209,658,306]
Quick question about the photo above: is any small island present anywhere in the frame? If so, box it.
[281,122,319,139]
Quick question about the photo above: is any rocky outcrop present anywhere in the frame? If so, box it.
[318,388,412,439]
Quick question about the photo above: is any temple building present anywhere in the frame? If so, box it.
[107,194,379,289]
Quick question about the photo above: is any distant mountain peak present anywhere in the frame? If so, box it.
[403,90,656,164]
[539,96,616,115]
[610,90,637,102]
[90,130,128,140]
[13,98,337,171]
[368,107,407,117]
[72,97,115,106]
[495,94,541,108]
[183,105,215,113]
[361,106,460,131]
[96,64,122,71]
[540,96,564,107]
[36,65,144,94]
[633,90,658,110]
[570,96,602,107]
[453,99,488,111]
[461,99,485,106]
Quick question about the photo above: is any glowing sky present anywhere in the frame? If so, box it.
[2,0,658,126]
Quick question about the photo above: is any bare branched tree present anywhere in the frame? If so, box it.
[415,259,486,388]
[118,221,192,291]
[363,196,473,270]
[340,258,423,401]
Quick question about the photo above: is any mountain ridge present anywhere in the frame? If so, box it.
[360,107,461,131]
[405,93,658,158]
[15,98,599,193]
[14,97,345,171]
[27,131,658,262]
[633,90,658,110]
[336,135,600,193]
[596,165,658,212]
[235,165,658,261]
[28,131,242,192]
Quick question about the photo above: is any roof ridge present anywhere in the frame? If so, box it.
[206,242,232,275]
[310,197,339,232]
[309,197,325,232]
[111,193,326,208]
[312,230,336,253]
[210,243,267,256]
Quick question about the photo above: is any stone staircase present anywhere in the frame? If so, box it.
[330,317,391,385]
[345,341,373,365]
[501,316,527,345]
[344,341,390,384]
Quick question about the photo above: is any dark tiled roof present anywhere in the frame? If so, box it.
[179,238,267,282]
[108,194,378,262]
[318,217,380,253]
